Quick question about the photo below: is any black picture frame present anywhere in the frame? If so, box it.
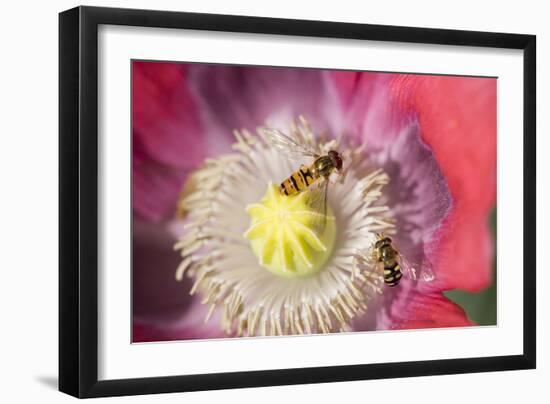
[59,5,536,398]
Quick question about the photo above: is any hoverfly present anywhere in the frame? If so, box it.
[361,233,436,287]
[260,125,344,231]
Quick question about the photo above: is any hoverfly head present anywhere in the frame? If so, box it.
[374,233,392,249]
[328,150,343,172]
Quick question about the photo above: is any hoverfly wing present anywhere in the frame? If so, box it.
[419,258,436,282]
[397,254,418,281]
[259,127,319,160]
[363,243,381,268]
[304,179,330,235]
[398,252,435,283]
[351,245,385,289]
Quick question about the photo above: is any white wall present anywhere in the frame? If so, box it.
[0,0,545,403]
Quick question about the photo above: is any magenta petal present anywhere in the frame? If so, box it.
[133,302,225,342]
[132,210,226,343]
[325,71,401,145]
[391,291,473,329]
[133,133,189,221]
[369,122,452,280]
[327,71,362,109]
[132,219,195,324]
[133,290,225,342]
[132,61,205,168]
[188,65,334,142]
[353,284,472,331]
[133,297,226,343]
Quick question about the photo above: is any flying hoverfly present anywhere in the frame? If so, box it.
[363,233,436,287]
[260,126,344,231]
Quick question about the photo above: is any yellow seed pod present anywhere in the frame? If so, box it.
[244,183,336,278]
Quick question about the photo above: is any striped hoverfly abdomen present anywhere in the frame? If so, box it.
[374,236,403,287]
[280,164,318,196]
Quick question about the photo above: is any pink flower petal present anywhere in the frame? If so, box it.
[369,122,452,283]
[327,71,362,109]
[324,71,402,145]
[132,132,189,221]
[394,292,473,330]
[132,219,226,343]
[133,297,225,342]
[132,219,194,323]
[132,61,205,168]
[352,283,472,331]
[188,65,335,144]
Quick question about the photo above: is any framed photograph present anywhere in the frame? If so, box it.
[59,6,536,398]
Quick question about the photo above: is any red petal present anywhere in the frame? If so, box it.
[429,208,494,292]
[390,75,497,211]
[395,292,473,330]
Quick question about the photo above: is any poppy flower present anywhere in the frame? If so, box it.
[132,62,496,341]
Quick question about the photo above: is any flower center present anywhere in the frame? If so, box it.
[244,183,336,278]
[174,118,394,337]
